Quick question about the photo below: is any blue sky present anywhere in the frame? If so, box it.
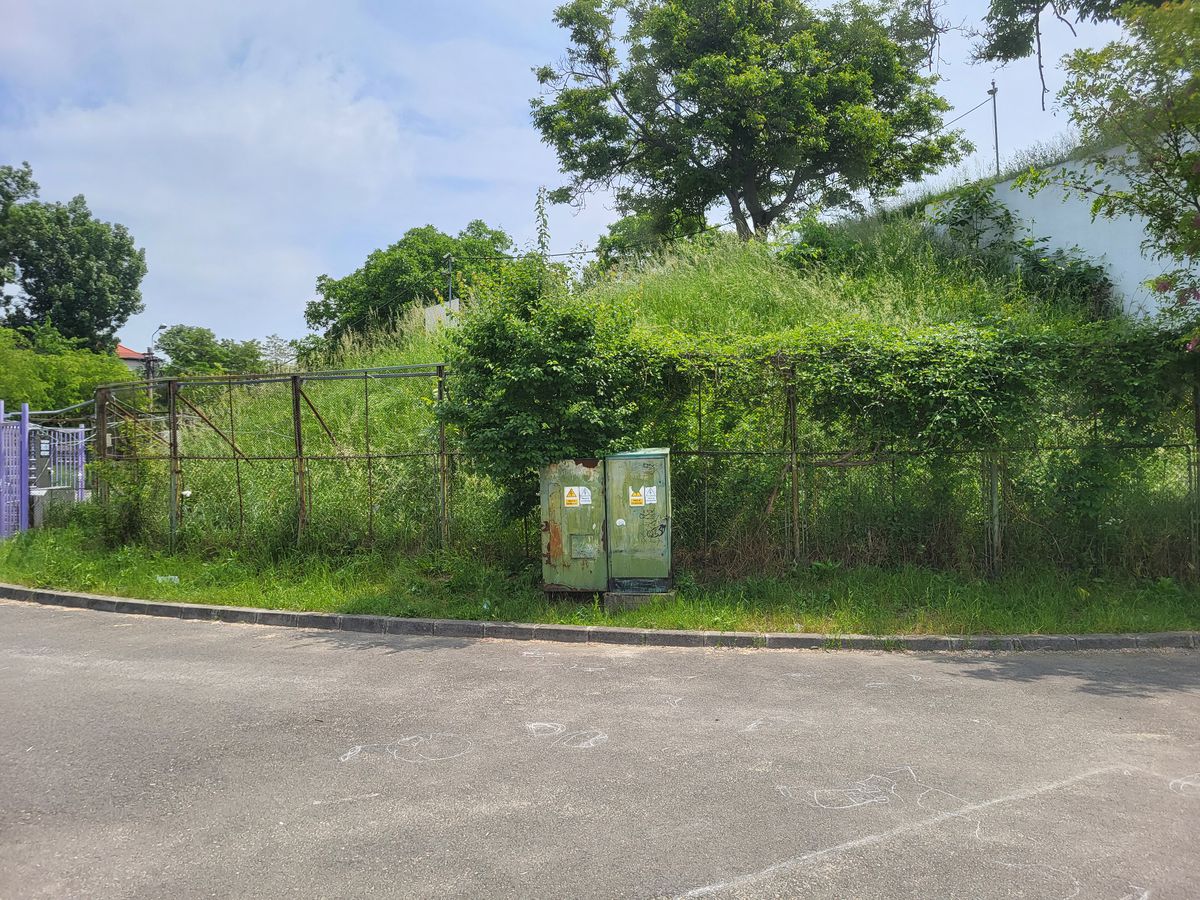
[0,1,1121,351]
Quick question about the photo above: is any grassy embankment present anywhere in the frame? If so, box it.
[9,217,1193,635]
[2,525,1196,635]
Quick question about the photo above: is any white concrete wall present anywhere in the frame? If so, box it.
[932,156,1193,317]
[422,298,461,332]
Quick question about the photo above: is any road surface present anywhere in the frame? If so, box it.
[1,599,1198,898]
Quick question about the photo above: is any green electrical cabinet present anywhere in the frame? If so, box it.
[541,449,672,601]
[541,458,608,593]
[604,448,671,592]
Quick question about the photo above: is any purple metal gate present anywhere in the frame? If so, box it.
[0,402,30,539]
[0,402,86,539]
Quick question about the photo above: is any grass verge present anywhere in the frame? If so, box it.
[2,526,1198,636]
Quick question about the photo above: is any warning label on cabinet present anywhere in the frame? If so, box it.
[629,487,644,507]
[564,486,591,508]
[644,485,658,505]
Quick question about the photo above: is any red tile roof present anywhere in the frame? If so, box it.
[116,343,148,361]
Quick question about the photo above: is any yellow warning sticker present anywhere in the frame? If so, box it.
[564,487,580,508]
[629,487,645,507]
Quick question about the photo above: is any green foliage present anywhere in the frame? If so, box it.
[440,263,679,519]
[532,0,968,238]
[305,220,514,339]
[1021,1,1200,318]
[0,162,146,351]
[975,1,1165,65]
[0,325,132,409]
[928,185,1118,320]
[582,208,709,284]
[156,324,264,376]
[585,214,1118,337]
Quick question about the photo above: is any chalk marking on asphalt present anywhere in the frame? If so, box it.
[526,722,566,737]
[1117,884,1152,900]
[665,696,683,707]
[339,734,473,764]
[741,720,765,733]
[1168,773,1199,796]
[677,766,1123,898]
[556,729,608,749]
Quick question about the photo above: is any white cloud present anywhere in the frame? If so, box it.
[0,0,1121,349]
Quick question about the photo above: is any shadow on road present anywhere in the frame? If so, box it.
[928,649,1200,698]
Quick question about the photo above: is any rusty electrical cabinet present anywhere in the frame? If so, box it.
[541,449,673,604]
[540,458,607,593]
[604,448,671,593]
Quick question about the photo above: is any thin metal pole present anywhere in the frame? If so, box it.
[445,254,454,305]
[988,80,1000,178]
[95,388,109,503]
[228,379,244,539]
[364,373,374,543]
[980,451,1002,576]
[787,370,801,564]
[167,381,180,548]
[436,365,450,549]
[291,374,306,543]
[18,403,30,532]
[75,424,86,501]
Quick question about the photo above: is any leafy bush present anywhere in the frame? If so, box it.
[440,283,679,519]
[0,325,131,409]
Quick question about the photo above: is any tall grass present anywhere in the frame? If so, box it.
[579,219,1097,339]
[4,524,1197,635]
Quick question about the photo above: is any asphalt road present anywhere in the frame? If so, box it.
[1,599,1198,899]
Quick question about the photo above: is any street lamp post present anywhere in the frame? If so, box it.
[987,80,1000,179]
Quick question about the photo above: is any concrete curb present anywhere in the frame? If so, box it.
[1,582,1195,652]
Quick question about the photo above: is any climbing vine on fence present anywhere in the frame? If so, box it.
[442,291,1195,521]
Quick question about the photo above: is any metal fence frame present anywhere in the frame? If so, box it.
[88,363,1200,578]
[95,365,452,549]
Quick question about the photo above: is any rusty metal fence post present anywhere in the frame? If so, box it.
[364,373,374,544]
[291,374,306,543]
[787,367,802,565]
[167,380,181,549]
[227,377,245,539]
[436,365,450,549]
[982,451,1002,576]
[94,387,109,503]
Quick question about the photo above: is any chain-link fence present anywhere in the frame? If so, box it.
[660,367,1197,580]
[94,363,1198,579]
[94,366,526,561]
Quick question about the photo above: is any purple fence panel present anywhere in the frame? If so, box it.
[77,424,87,501]
[18,404,30,533]
[0,409,23,538]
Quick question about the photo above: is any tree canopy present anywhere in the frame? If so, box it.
[532,0,968,239]
[1020,2,1198,307]
[0,325,131,409]
[155,324,265,376]
[305,220,515,339]
[1,162,146,351]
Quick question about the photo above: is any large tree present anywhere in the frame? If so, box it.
[305,220,515,339]
[1,162,146,351]
[531,0,968,240]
